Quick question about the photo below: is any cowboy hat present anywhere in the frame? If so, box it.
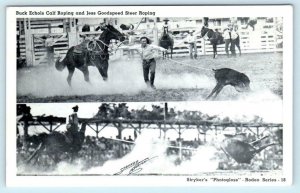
[72,105,79,110]
[140,36,151,44]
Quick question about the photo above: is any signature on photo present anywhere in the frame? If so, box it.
[114,156,158,175]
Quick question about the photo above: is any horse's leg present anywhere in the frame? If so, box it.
[67,67,75,87]
[214,44,218,58]
[213,44,217,59]
[78,66,90,83]
[97,60,109,81]
[171,47,173,59]
[236,36,241,56]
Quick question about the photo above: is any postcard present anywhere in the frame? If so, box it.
[6,5,293,186]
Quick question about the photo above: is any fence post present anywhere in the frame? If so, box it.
[202,39,206,56]
[24,18,34,66]
[68,18,78,47]
[153,19,158,45]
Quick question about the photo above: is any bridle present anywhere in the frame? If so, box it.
[87,26,124,59]
[200,27,210,41]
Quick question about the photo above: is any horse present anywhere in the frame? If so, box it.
[24,123,87,165]
[200,26,224,59]
[159,28,174,59]
[55,24,125,86]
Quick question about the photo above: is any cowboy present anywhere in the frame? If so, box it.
[229,25,238,57]
[186,30,198,59]
[162,19,171,34]
[44,35,55,65]
[129,37,167,89]
[34,35,55,66]
[233,24,241,56]
[66,105,80,144]
[223,24,232,57]
[95,22,106,31]
[79,24,93,66]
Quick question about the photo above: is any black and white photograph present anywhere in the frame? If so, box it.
[6,5,292,187]
[16,16,283,102]
[16,102,283,176]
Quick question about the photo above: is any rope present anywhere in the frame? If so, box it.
[165,58,212,72]
[135,17,145,31]
[94,39,123,55]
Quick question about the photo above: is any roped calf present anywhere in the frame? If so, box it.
[206,68,251,100]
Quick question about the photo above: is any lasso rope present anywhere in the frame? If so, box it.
[165,57,212,72]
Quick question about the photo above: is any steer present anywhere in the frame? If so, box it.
[206,68,251,100]
[221,133,276,164]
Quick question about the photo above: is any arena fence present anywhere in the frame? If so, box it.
[17,19,283,66]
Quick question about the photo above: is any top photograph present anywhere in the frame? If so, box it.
[15,14,284,103]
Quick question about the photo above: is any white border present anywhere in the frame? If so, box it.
[6,5,293,187]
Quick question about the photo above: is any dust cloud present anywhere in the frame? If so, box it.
[17,58,214,98]
[43,130,219,175]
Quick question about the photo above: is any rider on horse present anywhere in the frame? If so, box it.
[77,24,94,66]
[66,105,80,144]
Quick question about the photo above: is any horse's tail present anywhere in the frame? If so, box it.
[55,56,66,71]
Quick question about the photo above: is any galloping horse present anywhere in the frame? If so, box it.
[55,24,125,86]
[200,26,224,59]
[25,123,87,164]
[159,28,174,59]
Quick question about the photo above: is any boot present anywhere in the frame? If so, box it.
[150,72,156,89]
[145,80,151,88]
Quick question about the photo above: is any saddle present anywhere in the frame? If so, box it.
[73,40,97,54]
[73,45,85,54]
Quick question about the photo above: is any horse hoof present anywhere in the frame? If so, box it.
[103,77,108,81]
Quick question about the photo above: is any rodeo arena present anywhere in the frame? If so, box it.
[16,17,284,175]
[17,102,283,175]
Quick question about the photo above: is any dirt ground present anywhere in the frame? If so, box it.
[17,52,283,103]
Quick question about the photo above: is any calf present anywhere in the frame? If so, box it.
[206,68,250,100]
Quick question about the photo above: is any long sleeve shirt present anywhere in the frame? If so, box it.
[186,34,197,44]
[130,44,166,60]
[224,30,238,40]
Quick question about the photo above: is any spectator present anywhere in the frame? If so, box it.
[44,35,55,66]
[233,24,242,56]
[223,25,232,57]
[186,30,198,59]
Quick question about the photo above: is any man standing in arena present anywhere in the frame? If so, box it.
[186,30,198,59]
[129,37,167,89]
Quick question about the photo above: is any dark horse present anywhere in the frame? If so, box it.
[200,26,224,59]
[55,24,125,86]
[25,123,87,164]
[159,28,174,59]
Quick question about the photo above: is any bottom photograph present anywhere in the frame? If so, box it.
[16,101,283,177]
